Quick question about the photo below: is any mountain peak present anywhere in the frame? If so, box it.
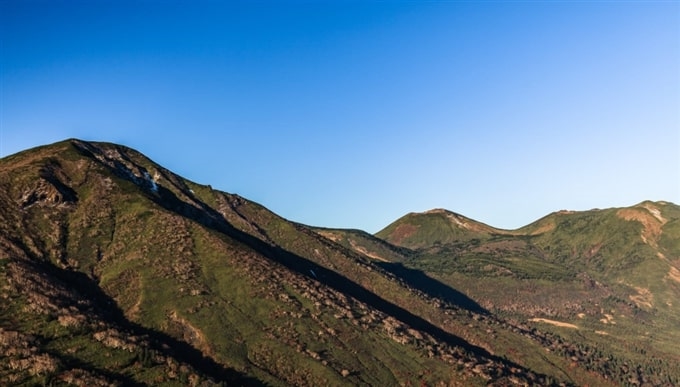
[375,208,505,249]
[422,208,450,215]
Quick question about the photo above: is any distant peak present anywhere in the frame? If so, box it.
[423,208,450,215]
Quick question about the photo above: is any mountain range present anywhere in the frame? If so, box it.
[1,139,678,386]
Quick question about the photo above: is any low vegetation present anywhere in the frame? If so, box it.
[367,201,680,385]
[1,139,678,386]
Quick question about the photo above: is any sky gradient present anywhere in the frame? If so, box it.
[2,1,679,233]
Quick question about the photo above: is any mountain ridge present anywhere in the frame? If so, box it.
[1,138,678,386]
[377,200,677,240]
[366,196,680,386]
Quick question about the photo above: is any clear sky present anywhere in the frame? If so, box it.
[1,1,679,233]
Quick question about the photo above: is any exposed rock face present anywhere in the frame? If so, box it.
[19,168,77,208]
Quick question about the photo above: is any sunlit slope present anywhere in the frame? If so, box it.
[2,140,481,385]
[375,209,508,249]
[373,201,680,386]
[1,139,610,386]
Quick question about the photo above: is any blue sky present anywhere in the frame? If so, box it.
[1,1,679,232]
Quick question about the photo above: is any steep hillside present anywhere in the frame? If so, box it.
[1,139,618,386]
[374,202,680,386]
[4,139,679,386]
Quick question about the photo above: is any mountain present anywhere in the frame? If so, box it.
[0,139,677,386]
[372,201,680,385]
[375,209,511,249]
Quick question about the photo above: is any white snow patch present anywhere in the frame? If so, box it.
[143,171,159,192]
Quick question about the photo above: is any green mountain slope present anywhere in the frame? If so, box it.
[373,202,680,386]
[375,209,508,250]
[2,139,676,386]
[2,139,610,386]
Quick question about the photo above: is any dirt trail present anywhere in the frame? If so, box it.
[529,318,578,329]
